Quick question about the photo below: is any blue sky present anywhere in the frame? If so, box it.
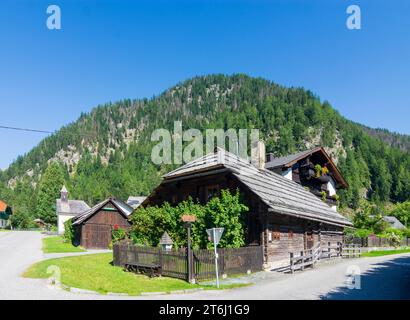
[1,0,409,169]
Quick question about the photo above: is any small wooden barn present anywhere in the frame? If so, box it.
[72,197,133,249]
[140,148,352,269]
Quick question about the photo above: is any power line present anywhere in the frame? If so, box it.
[0,125,97,139]
[0,125,54,134]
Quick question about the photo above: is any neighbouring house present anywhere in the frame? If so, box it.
[0,200,12,229]
[382,216,406,230]
[56,186,90,234]
[126,196,147,209]
[140,146,352,269]
[265,147,348,211]
[72,197,133,249]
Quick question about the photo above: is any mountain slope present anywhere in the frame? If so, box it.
[1,74,409,225]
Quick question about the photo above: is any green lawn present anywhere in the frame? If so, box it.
[362,248,410,257]
[42,236,85,253]
[23,253,247,295]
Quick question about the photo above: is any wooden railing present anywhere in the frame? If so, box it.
[290,242,361,273]
[320,242,342,259]
[342,244,362,258]
[289,243,321,274]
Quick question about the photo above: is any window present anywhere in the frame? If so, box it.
[272,230,280,241]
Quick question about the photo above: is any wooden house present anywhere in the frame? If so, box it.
[0,200,12,229]
[72,197,133,249]
[140,147,352,269]
[265,147,348,211]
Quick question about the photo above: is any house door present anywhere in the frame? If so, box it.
[83,224,112,249]
[304,231,314,250]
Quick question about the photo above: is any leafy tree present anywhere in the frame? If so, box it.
[353,200,389,234]
[36,162,65,225]
[204,189,248,248]
[389,201,410,227]
[129,189,248,249]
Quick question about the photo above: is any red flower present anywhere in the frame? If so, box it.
[113,224,119,230]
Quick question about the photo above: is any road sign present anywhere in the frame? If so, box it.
[206,228,224,245]
[206,228,225,288]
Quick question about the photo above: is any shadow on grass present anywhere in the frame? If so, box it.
[320,255,410,300]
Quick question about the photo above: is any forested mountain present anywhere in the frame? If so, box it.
[359,126,410,152]
[1,74,409,227]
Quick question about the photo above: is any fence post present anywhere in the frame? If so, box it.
[310,250,314,268]
[158,248,163,276]
[290,252,294,274]
[328,242,331,258]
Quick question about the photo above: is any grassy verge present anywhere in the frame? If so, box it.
[43,236,85,253]
[362,248,410,257]
[23,253,248,295]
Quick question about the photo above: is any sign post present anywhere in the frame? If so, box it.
[206,227,224,288]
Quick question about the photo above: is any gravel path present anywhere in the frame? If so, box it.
[1,231,409,300]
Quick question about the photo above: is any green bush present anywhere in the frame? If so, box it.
[354,228,373,238]
[402,228,410,238]
[379,228,404,239]
[129,189,249,249]
[63,218,75,244]
[112,226,127,244]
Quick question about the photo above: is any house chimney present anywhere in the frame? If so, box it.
[61,185,68,202]
[251,140,266,169]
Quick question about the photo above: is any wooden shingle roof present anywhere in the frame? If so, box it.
[72,197,134,226]
[162,148,352,227]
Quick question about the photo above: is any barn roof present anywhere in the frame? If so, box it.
[72,197,134,226]
[161,148,352,227]
[265,147,348,188]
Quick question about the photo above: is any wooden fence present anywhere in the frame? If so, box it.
[289,243,321,274]
[342,244,362,258]
[113,240,264,282]
[345,236,410,247]
[289,242,361,273]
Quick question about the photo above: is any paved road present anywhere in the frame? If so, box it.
[1,231,409,300]
[0,231,76,299]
